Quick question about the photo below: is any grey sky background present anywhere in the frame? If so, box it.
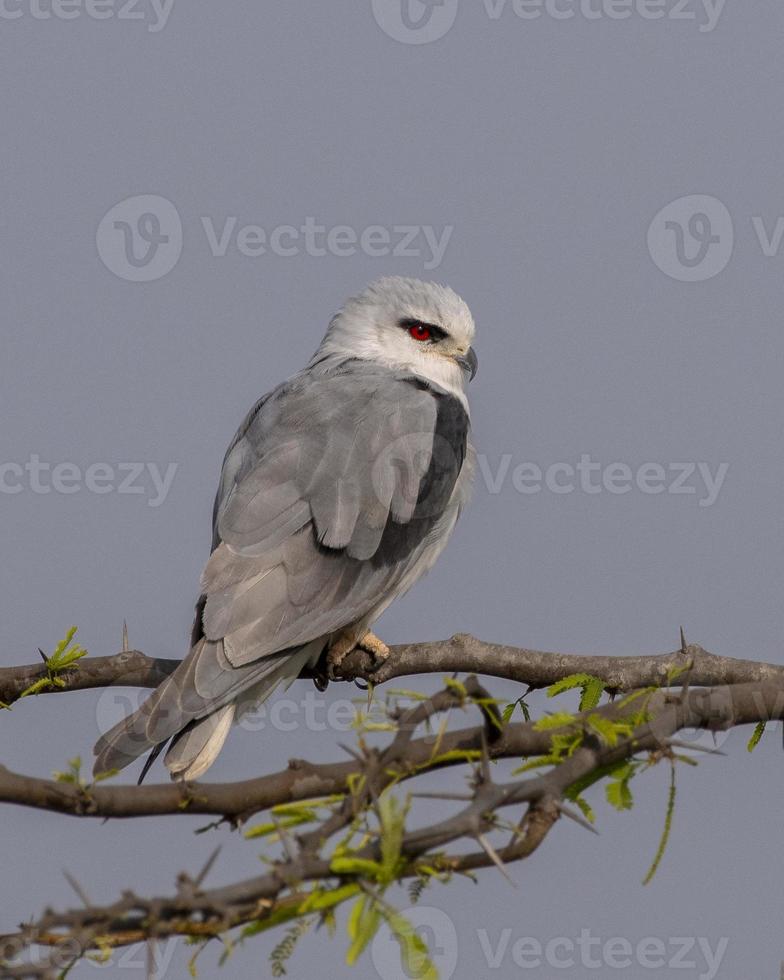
[3,1,784,977]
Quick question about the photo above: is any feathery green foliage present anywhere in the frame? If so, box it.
[605,762,636,811]
[502,695,531,724]
[245,796,344,841]
[53,756,117,789]
[747,721,766,752]
[4,627,88,707]
[642,763,677,885]
[547,672,606,710]
[9,664,717,977]
[270,918,313,976]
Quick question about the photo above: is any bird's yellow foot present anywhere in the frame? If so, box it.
[356,630,390,664]
[326,629,390,679]
[326,629,360,679]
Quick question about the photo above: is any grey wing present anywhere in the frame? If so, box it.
[202,365,471,667]
[92,366,471,778]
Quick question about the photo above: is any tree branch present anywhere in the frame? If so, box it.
[4,633,784,978]
[3,634,784,707]
[5,676,781,972]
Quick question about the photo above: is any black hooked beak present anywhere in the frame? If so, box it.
[455,346,478,381]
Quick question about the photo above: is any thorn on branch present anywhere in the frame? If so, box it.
[411,791,474,802]
[62,870,92,909]
[194,846,222,888]
[665,738,726,757]
[476,833,516,887]
[337,743,364,763]
[556,801,600,835]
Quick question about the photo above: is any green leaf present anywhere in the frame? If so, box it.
[300,883,360,913]
[359,720,398,733]
[92,767,119,783]
[17,677,54,698]
[245,810,319,839]
[53,757,83,786]
[579,677,604,711]
[617,687,655,708]
[48,627,88,670]
[533,712,577,731]
[15,627,89,702]
[269,917,313,978]
[381,908,438,980]
[471,695,505,733]
[502,698,531,724]
[643,763,677,884]
[747,721,766,752]
[386,688,431,702]
[513,727,584,773]
[51,626,78,660]
[566,791,596,824]
[443,676,468,699]
[512,755,559,775]
[605,761,635,811]
[329,857,384,878]
[549,732,582,757]
[272,795,343,815]
[378,791,409,882]
[240,906,301,939]
[345,896,382,966]
[346,894,364,943]
[547,673,605,710]
[586,713,623,747]
[547,673,593,698]
[605,778,634,811]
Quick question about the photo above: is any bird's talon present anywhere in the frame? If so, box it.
[326,629,389,680]
[326,633,355,680]
[356,630,390,667]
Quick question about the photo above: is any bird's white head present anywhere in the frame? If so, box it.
[314,277,477,405]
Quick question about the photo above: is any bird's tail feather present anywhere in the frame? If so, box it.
[93,637,321,779]
[164,703,236,780]
[163,641,318,780]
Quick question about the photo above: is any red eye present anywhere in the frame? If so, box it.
[408,322,431,342]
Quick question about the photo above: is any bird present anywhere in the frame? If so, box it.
[93,276,478,781]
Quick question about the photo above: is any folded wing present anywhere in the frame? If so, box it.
[204,364,469,666]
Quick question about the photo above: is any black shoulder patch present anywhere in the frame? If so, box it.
[371,389,469,568]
